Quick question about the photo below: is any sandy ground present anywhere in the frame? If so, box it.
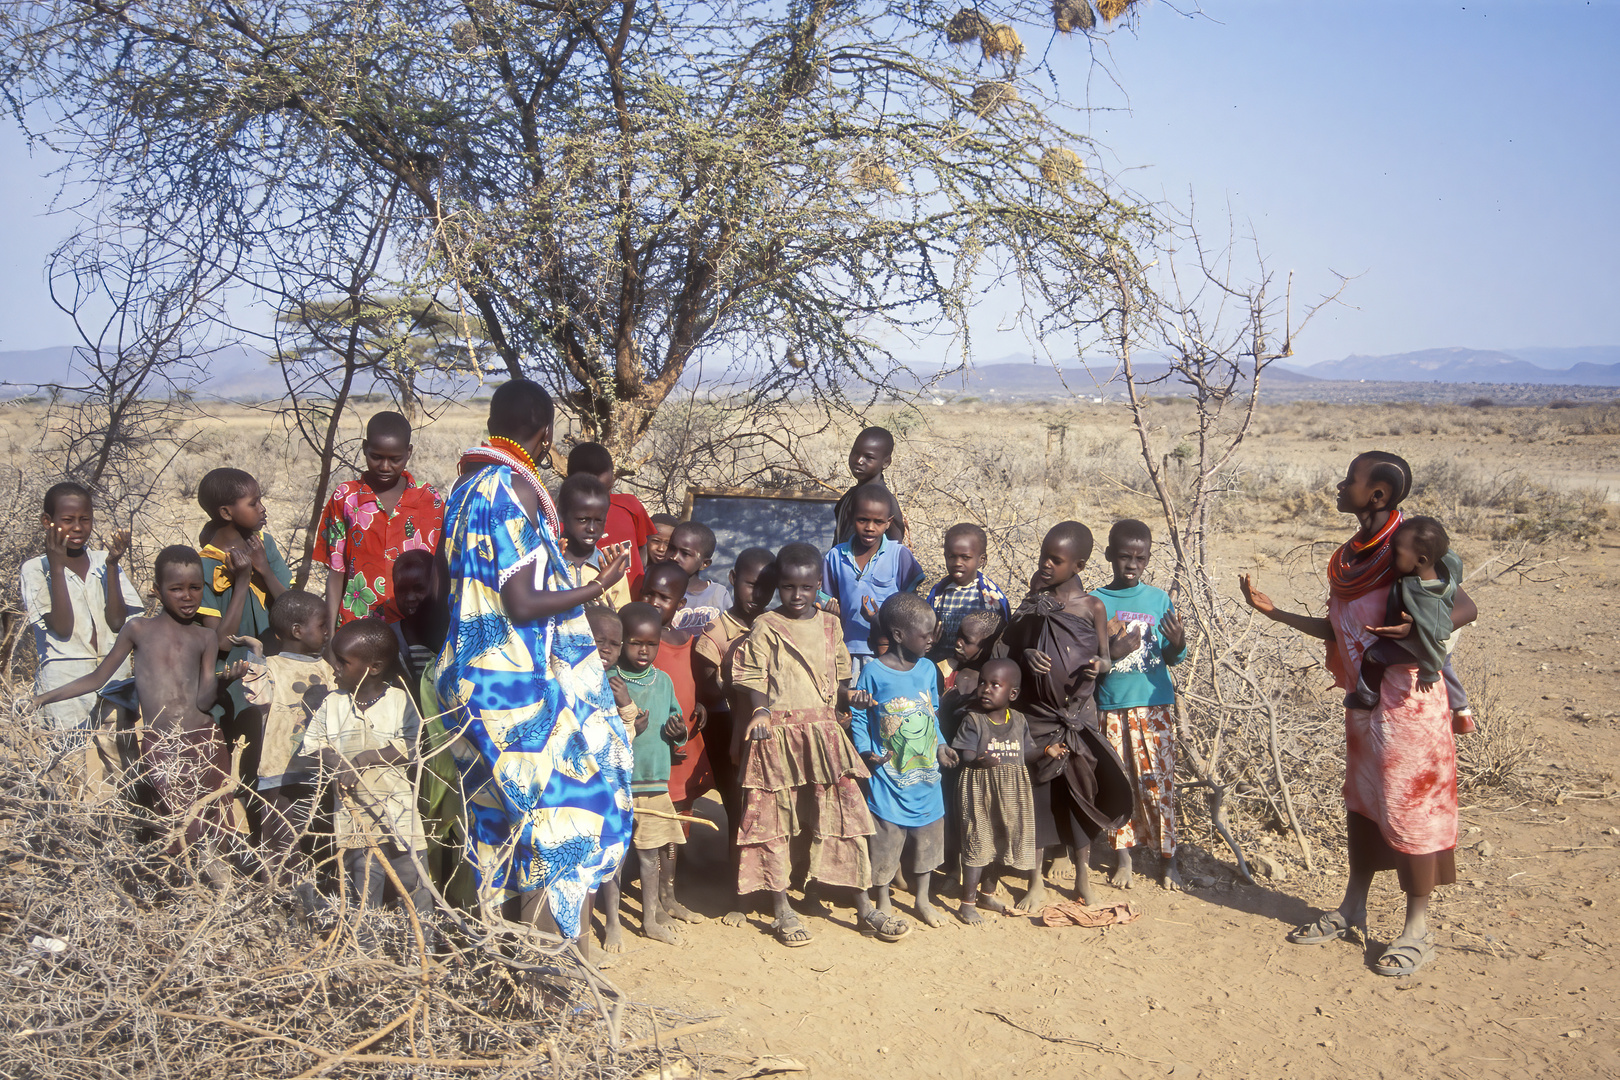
[598,545,1620,1080]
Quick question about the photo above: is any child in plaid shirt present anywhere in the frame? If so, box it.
[926,523,1011,662]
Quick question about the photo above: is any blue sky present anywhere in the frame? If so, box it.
[1,0,1616,364]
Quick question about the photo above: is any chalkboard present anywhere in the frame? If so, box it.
[680,486,841,571]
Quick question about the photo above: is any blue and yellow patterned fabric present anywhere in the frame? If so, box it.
[434,463,632,938]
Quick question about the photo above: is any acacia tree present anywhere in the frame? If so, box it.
[3,0,1152,458]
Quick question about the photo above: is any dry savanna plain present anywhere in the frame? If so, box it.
[1,395,1617,1079]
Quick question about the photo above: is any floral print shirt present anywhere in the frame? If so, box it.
[313,471,444,623]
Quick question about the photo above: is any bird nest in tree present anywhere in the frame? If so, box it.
[850,159,903,194]
[1096,0,1137,22]
[944,7,992,44]
[1039,145,1085,185]
[979,23,1025,63]
[970,81,1019,116]
[1052,0,1095,33]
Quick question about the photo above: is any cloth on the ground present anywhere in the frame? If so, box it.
[732,610,873,893]
[632,791,687,849]
[240,652,333,789]
[654,632,712,804]
[822,537,926,657]
[616,663,685,794]
[833,477,905,544]
[1090,581,1185,710]
[1326,518,1458,875]
[869,814,944,884]
[303,684,427,851]
[1039,901,1140,928]
[602,492,655,597]
[851,658,946,827]
[1103,705,1178,857]
[313,472,444,624]
[199,532,292,720]
[434,456,631,938]
[926,572,1012,661]
[998,591,1132,847]
[23,551,145,730]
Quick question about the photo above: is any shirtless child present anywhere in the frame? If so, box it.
[35,545,251,875]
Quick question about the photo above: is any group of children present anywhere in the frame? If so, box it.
[23,414,1203,954]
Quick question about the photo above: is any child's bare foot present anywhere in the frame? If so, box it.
[1074,857,1098,907]
[602,922,625,953]
[662,897,706,924]
[977,889,1009,913]
[914,895,947,928]
[1109,849,1134,890]
[1014,878,1047,913]
[1160,855,1183,892]
[721,910,750,927]
[795,886,831,917]
[957,902,985,926]
[642,915,683,945]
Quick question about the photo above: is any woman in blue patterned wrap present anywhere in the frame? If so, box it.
[434,380,634,944]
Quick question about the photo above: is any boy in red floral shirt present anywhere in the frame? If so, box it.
[315,411,445,628]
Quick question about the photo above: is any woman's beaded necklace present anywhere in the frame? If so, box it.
[488,435,540,475]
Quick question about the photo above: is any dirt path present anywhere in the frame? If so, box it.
[602,552,1620,1079]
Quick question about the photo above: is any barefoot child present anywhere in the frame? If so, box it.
[732,542,907,946]
[586,607,649,952]
[557,473,634,609]
[667,520,731,625]
[610,602,694,945]
[832,426,905,544]
[35,545,252,874]
[998,521,1131,910]
[951,658,1039,924]
[568,442,657,598]
[693,547,777,920]
[314,411,444,631]
[936,608,1004,881]
[1092,520,1187,891]
[22,482,145,798]
[851,592,958,927]
[303,618,437,950]
[926,523,1011,663]
[822,483,926,677]
[230,589,333,896]
[636,560,711,925]
[1241,451,1477,978]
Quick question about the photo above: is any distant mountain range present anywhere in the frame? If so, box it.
[1279,346,1620,386]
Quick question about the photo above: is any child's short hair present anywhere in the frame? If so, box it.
[980,656,1023,687]
[393,548,434,580]
[1397,516,1450,565]
[958,608,1003,641]
[670,520,717,559]
[775,542,822,578]
[642,560,691,595]
[566,442,615,477]
[558,472,610,514]
[585,605,621,640]
[332,617,399,671]
[197,468,258,522]
[850,482,894,517]
[943,522,987,554]
[42,481,92,516]
[1355,451,1412,507]
[650,512,679,528]
[1045,520,1094,564]
[879,592,934,639]
[1108,519,1153,550]
[854,426,895,455]
[365,410,412,445]
[734,546,775,575]
[617,601,663,639]
[153,544,202,585]
[270,589,326,641]
[488,379,555,441]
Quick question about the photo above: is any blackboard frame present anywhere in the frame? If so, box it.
[680,485,841,569]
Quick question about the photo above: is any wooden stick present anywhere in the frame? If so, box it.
[634,806,720,830]
[616,1017,727,1051]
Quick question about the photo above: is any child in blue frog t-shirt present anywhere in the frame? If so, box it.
[822,483,926,678]
[851,592,959,931]
[1090,519,1187,892]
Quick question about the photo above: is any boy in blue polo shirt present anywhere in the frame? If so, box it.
[822,483,926,676]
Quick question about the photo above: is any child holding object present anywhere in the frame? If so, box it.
[822,483,926,677]
[951,658,1039,925]
[1091,519,1187,891]
[732,542,908,947]
[851,593,957,928]
[998,521,1132,911]
[556,472,634,610]
[314,410,444,629]
[567,442,657,598]
[35,545,252,878]
[609,602,694,947]
[302,618,437,950]
[667,520,732,626]
[21,482,145,799]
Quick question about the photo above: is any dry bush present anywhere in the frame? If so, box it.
[0,714,716,1078]
[1452,660,1540,793]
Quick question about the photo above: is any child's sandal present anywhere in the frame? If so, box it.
[771,913,812,948]
[860,908,912,942]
